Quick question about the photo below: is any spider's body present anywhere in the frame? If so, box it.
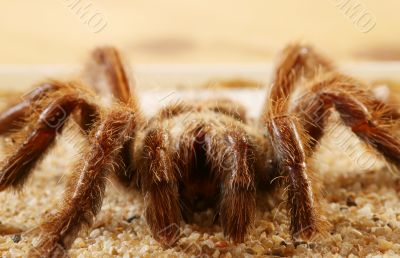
[1,44,400,257]
[133,99,273,244]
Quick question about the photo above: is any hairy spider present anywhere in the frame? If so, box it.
[1,44,400,257]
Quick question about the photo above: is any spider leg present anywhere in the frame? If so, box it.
[207,127,256,243]
[137,127,181,246]
[28,107,136,257]
[261,44,335,238]
[0,101,29,135]
[296,73,400,167]
[266,115,321,238]
[262,43,334,117]
[0,82,61,134]
[83,46,143,187]
[262,43,400,239]
[0,82,99,191]
[83,46,141,111]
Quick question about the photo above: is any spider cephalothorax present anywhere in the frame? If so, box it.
[1,44,400,257]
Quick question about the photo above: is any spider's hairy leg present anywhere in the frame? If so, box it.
[0,101,27,134]
[260,43,400,240]
[137,127,181,246]
[83,46,141,112]
[261,43,330,239]
[262,42,333,117]
[0,82,99,191]
[0,82,61,135]
[29,108,136,257]
[209,128,256,243]
[267,115,322,238]
[296,74,400,168]
[83,46,143,186]
[370,84,400,122]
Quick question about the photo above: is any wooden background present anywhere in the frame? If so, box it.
[1,0,400,64]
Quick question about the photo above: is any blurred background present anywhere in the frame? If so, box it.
[1,0,400,64]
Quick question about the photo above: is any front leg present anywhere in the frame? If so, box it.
[262,43,330,238]
[137,127,181,246]
[267,115,325,238]
[29,107,137,257]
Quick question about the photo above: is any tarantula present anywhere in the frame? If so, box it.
[0,44,400,257]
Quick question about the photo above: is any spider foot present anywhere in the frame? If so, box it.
[290,217,330,243]
[144,183,182,247]
[220,187,256,244]
[153,223,181,247]
[28,234,68,258]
